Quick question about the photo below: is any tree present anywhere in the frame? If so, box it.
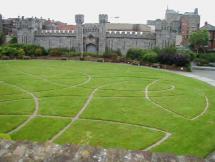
[189,30,209,54]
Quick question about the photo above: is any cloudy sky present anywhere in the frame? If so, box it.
[0,0,214,26]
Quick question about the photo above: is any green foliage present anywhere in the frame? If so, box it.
[177,49,196,61]
[7,44,46,56]
[9,36,17,44]
[160,47,177,55]
[0,46,18,58]
[141,50,158,63]
[17,48,25,58]
[126,48,145,60]
[0,133,11,140]
[197,53,215,63]
[189,30,209,52]
[83,52,98,57]
[194,58,209,66]
[103,47,122,58]
[34,48,42,56]
[48,48,69,56]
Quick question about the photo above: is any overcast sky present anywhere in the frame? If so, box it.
[0,0,214,26]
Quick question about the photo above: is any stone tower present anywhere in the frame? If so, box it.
[98,14,108,54]
[75,14,84,55]
[17,17,42,44]
[155,20,177,48]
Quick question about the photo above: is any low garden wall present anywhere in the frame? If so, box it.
[0,139,213,162]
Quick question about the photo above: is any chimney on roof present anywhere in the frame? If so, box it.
[205,21,208,26]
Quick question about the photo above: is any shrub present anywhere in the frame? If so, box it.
[0,46,18,58]
[158,52,175,65]
[126,48,145,60]
[48,48,68,56]
[34,48,43,56]
[9,36,17,44]
[64,51,80,57]
[177,49,196,61]
[17,48,25,58]
[103,48,121,58]
[195,58,209,66]
[141,51,158,63]
[174,53,191,66]
[83,52,98,57]
[197,53,215,63]
[7,44,46,56]
[157,47,193,66]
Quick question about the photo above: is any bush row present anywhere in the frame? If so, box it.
[0,44,46,58]
[126,47,196,67]
[194,53,215,66]
[1,43,207,69]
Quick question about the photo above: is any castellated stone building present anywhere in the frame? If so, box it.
[147,8,200,46]
[16,14,178,55]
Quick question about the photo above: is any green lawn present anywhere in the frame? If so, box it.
[0,60,215,157]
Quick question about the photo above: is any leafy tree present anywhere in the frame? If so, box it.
[189,30,209,54]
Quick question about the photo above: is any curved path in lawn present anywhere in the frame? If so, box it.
[79,118,171,151]
[145,79,209,121]
[50,87,98,142]
[1,64,214,152]
[0,81,39,135]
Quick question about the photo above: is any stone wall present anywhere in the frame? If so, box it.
[34,30,76,50]
[106,31,155,54]
[0,139,212,162]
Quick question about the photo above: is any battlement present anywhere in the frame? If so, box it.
[106,31,155,39]
[35,30,76,36]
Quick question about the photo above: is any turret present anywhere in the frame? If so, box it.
[75,14,84,25]
[99,14,108,24]
[194,8,198,15]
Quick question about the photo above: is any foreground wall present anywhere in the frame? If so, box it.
[0,139,210,162]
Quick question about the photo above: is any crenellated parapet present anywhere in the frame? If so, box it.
[106,31,156,40]
[35,30,76,37]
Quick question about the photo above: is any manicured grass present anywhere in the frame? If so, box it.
[0,60,215,157]
[0,99,34,115]
[0,133,11,140]
[55,119,164,150]
[39,96,87,117]
[0,116,28,133]
[11,117,70,142]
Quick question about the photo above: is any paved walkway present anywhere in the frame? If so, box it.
[175,69,215,87]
